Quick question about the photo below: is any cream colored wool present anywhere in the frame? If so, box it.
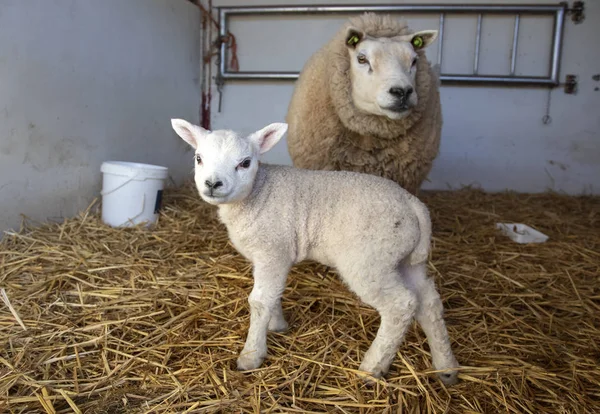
[286,13,442,195]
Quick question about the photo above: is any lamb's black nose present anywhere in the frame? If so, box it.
[205,180,223,189]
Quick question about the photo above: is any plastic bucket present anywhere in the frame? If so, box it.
[100,161,169,228]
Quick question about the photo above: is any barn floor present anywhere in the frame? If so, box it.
[1,182,599,413]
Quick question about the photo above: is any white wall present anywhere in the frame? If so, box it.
[210,0,600,194]
[0,0,200,233]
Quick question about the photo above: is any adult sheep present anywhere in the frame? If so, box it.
[286,13,441,195]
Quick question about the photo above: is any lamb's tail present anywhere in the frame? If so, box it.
[408,200,432,266]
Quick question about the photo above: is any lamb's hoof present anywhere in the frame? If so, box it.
[268,319,289,333]
[434,358,460,386]
[438,370,459,386]
[236,353,264,371]
[358,362,387,385]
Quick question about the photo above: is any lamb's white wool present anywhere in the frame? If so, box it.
[345,28,438,120]
[171,118,459,384]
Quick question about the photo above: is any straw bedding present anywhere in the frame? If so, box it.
[1,181,599,413]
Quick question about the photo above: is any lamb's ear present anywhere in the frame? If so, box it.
[248,123,288,155]
[345,27,365,49]
[171,118,209,149]
[410,30,438,50]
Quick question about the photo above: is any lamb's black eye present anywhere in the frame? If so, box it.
[412,57,418,67]
[238,158,251,169]
[357,54,368,65]
[195,154,202,164]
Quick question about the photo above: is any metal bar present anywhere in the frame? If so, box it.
[474,14,482,74]
[221,71,559,86]
[219,4,566,15]
[549,6,566,84]
[441,74,557,86]
[222,72,299,80]
[437,13,445,67]
[218,7,227,79]
[510,14,520,75]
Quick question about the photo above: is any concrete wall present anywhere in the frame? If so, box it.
[211,0,600,194]
[0,0,200,233]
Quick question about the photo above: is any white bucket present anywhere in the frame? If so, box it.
[100,161,169,228]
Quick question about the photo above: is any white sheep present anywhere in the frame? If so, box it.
[171,118,459,384]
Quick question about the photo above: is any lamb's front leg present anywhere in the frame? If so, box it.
[237,260,290,371]
[268,297,289,332]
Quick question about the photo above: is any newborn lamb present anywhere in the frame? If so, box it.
[171,118,459,384]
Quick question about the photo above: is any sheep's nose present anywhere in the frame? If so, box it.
[389,86,413,99]
[205,180,223,189]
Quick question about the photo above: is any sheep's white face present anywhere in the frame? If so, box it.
[345,28,438,120]
[171,119,288,206]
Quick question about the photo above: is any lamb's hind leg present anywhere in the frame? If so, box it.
[341,267,418,379]
[402,262,459,385]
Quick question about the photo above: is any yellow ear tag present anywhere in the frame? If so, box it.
[412,36,424,49]
[347,35,360,46]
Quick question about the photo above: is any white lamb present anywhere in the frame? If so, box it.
[171,118,460,384]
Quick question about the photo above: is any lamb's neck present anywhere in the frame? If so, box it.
[217,165,269,221]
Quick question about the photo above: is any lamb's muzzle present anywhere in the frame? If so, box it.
[171,117,460,384]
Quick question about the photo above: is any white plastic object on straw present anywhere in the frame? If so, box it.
[100,161,168,228]
[496,223,549,244]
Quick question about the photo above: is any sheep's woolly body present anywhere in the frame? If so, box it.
[286,13,442,195]
[217,163,458,380]
[218,163,429,269]
[170,118,458,382]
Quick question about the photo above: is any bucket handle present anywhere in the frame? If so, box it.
[101,171,140,197]
[116,193,147,227]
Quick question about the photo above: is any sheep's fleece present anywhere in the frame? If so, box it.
[286,13,442,195]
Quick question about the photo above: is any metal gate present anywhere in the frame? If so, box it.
[216,2,585,90]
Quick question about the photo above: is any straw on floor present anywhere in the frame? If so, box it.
[1,182,599,413]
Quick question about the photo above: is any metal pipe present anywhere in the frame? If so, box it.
[549,6,566,85]
[221,71,559,86]
[440,74,557,86]
[218,7,227,77]
[437,13,445,67]
[219,4,565,15]
[510,14,520,75]
[474,14,482,74]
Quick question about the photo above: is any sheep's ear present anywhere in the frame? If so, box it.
[345,27,365,49]
[248,123,288,155]
[410,30,438,50]
[171,118,209,149]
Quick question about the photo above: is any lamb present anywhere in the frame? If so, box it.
[171,118,459,384]
[286,13,442,195]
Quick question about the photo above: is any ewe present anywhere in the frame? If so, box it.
[171,118,459,384]
[286,13,442,195]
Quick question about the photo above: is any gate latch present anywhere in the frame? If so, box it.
[567,1,585,24]
[564,75,578,94]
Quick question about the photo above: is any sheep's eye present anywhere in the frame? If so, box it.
[195,154,202,164]
[412,57,418,67]
[238,158,251,169]
[357,54,368,65]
